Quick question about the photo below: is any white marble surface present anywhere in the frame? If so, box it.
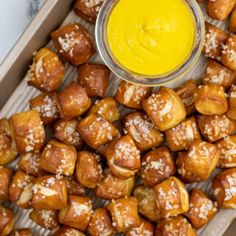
[0,0,45,63]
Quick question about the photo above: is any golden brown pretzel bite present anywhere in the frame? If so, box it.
[165,116,201,152]
[175,79,198,115]
[194,84,228,115]
[29,209,58,230]
[176,140,220,183]
[153,176,189,218]
[11,110,45,154]
[87,208,115,236]
[115,81,152,109]
[227,84,236,119]
[18,153,44,177]
[155,216,197,236]
[206,0,236,21]
[74,0,105,23]
[141,147,175,188]
[51,23,95,66]
[58,81,91,120]
[142,87,186,131]
[202,59,236,89]
[125,218,154,236]
[88,97,120,122]
[65,175,87,196]
[213,168,236,208]
[94,168,135,199]
[203,22,229,61]
[0,118,12,136]
[9,171,35,208]
[105,135,141,178]
[32,175,67,210]
[27,47,65,92]
[29,92,59,125]
[40,140,77,177]
[184,189,218,229]
[77,63,110,97]
[106,197,141,233]
[58,195,92,231]
[123,112,163,152]
[76,151,102,188]
[9,229,32,236]
[51,226,85,236]
[217,135,236,168]
[78,114,119,149]
[53,118,84,149]
[197,114,235,142]
[221,35,236,70]
[0,206,14,236]
[0,166,13,201]
[133,185,161,222]
[229,7,236,33]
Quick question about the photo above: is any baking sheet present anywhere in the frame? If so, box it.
[0,3,236,236]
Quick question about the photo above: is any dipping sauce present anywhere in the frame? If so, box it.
[107,0,196,76]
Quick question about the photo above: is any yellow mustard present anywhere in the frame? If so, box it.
[107,0,196,76]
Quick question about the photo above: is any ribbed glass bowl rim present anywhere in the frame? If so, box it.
[95,0,205,86]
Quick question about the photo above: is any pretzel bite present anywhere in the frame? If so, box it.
[18,153,44,177]
[58,81,91,120]
[206,0,236,21]
[106,197,141,233]
[9,171,34,208]
[77,114,119,149]
[213,168,236,208]
[88,97,120,122]
[51,226,85,236]
[0,206,14,236]
[125,218,154,236]
[194,84,228,115]
[51,23,95,66]
[32,175,67,210]
[77,63,110,97]
[115,81,152,109]
[133,185,160,221]
[155,216,197,236]
[202,59,236,89]
[65,176,87,196]
[154,177,189,218]
[142,87,186,131]
[29,209,58,230]
[141,147,175,187]
[40,140,77,177]
[27,47,65,92]
[203,22,229,61]
[0,118,12,136]
[0,166,13,201]
[94,169,135,199]
[184,189,218,229]
[9,229,32,236]
[105,135,141,178]
[216,135,236,168]
[11,110,45,154]
[197,114,235,142]
[227,84,236,119]
[58,195,92,231]
[221,35,236,70]
[74,0,104,23]
[76,151,102,188]
[165,116,201,152]
[229,7,236,33]
[87,208,115,236]
[176,140,220,183]
[29,92,59,125]
[175,79,198,115]
[123,112,163,151]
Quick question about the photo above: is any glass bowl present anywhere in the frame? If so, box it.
[95,0,205,86]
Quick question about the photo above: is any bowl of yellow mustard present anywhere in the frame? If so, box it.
[95,0,205,86]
